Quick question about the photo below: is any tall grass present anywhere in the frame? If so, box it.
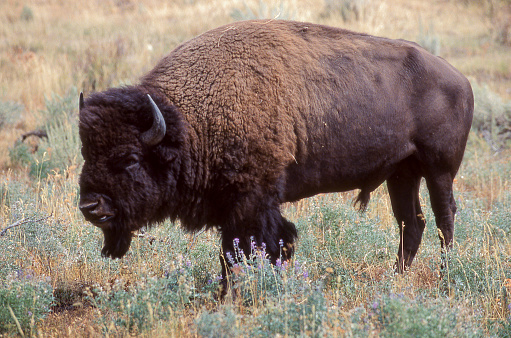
[1,92,510,335]
[1,0,511,336]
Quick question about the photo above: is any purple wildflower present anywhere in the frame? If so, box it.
[276,259,282,267]
[226,252,234,264]
[372,301,379,310]
[303,271,309,279]
[295,261,302,274]
[279,239,284,247]
[233,238,240,246]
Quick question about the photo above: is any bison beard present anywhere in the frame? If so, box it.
[78,20,474,296]
[101,225,133,259]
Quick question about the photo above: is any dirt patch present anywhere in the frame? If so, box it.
[37,307,100,338]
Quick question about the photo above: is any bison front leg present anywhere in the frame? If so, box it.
[217,201,298,298]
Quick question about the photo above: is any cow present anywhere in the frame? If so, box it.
[78,20,474,289]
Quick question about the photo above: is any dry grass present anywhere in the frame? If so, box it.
[1,0,511,336]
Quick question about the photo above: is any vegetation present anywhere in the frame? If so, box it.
[0,0,510,336]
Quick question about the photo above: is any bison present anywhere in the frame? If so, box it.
[78,20,474,286]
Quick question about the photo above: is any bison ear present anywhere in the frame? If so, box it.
[79,92,85,111]
[141,94,167,146]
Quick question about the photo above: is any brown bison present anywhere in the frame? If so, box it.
[79,20,474,282]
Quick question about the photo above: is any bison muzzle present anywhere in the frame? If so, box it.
[78,20,474,288]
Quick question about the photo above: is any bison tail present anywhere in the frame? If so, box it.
[354,189,371,212]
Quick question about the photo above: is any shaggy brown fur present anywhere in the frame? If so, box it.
[79,20,473,283]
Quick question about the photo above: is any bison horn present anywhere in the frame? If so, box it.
[141,94,167,146]
[79,92,84,111]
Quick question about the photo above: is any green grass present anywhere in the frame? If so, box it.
[1,123,510,336]
[0,0,511,336]
[0,277,53,336]
[8,87,82,179]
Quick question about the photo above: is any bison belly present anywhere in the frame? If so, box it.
[282,117,416,202]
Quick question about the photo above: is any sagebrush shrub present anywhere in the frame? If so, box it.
[0,274,53,335]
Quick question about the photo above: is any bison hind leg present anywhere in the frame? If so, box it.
[386,158,426,272]
[424,172,456,250]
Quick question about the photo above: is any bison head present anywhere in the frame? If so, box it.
[78,87,186,258]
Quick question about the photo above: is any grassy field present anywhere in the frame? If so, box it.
[1,0,511,336]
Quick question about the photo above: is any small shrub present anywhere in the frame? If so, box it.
[439,203,510,299]
[187,240,222,295]
[39,87,82,173]
[196,239,327,337]
[196,306,243,338]
[498,314,511,338]
[0,100,24,129]
[8,141,32,168]
[471,82,511,149]
[9,87,82,178]
[490,202,511,235]
[321,0,367,22]
[0,274,53,335]
[224,237,312,306]
[324,266,358,298]
[341,306,373,336]
[252,289,328,337]
[90,260,196,334]
[370,294,482,337]
[301,199,393,268]
[439,246,508,299]
[20,6,34,22]
[418,18,441,55]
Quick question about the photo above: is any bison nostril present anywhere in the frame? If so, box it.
[79,196,116,225]
[79,201,99,211]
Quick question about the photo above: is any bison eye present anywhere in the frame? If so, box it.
[122,154,140,170]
